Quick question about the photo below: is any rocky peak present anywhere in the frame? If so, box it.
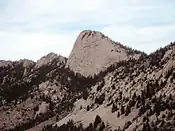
[19,59,35,68]
[79,30,107,40]
[35,53,67,68]
[66,30,143,76]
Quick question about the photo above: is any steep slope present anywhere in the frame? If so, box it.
[50,42,175,131]
[0,53,72,130]
[66,30,145,76]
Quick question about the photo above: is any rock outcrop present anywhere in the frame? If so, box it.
[66,30,144,76]
[35,53,67,68]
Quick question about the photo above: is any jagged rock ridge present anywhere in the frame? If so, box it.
[35,53,67,68]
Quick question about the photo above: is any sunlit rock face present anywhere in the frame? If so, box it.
[66,30,142,76]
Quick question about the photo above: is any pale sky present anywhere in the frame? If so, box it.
[0,0,175,61]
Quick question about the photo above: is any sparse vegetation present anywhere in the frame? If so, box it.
[1,40,175,130]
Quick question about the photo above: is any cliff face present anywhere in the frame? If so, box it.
[66,30,144,76]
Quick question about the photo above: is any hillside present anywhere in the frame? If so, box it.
[0,31,175,131]
[54,42,175,131]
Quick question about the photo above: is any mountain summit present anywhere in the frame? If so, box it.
[66,30,144,76]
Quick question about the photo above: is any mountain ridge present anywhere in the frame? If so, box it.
[0,30,175,131]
